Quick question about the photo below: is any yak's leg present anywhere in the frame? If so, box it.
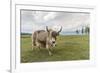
[32,32,41,51]
[50,47,53,52]
[32,40,37,51]
[46,44,52,56]
[36,41,41,51]
[31,33,37,50]
[31,35,34,50]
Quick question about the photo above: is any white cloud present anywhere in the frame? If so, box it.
[21,10,90,33]
[50,13,90,32]
[44,12,57,21]
[52,24,62,31]
[33,11,44,21]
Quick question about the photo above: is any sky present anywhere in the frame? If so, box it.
[21,10,90,34]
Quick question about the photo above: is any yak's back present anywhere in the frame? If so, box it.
[33,30,48,42]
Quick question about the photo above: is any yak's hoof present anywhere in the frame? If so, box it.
[49,52,53,56]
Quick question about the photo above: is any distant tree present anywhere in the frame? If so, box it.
[81,28,84,34]
[76,30,79,34]
[85,26,90,34]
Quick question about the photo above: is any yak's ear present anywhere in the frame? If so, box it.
[46,26,49,32]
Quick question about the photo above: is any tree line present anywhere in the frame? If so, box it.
[76,26,89,35]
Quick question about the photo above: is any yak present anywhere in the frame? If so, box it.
[31,26,62,55]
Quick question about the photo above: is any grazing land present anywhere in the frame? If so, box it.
[21,34,89,63]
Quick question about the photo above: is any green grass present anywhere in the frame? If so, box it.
[21,35,89,63]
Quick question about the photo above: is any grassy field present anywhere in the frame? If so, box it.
[21,34,89,63]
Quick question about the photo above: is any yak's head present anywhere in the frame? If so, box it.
[46,26,62,47]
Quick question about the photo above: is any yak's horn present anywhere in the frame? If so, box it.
[46,26,49,32]
[58,26,62,33]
